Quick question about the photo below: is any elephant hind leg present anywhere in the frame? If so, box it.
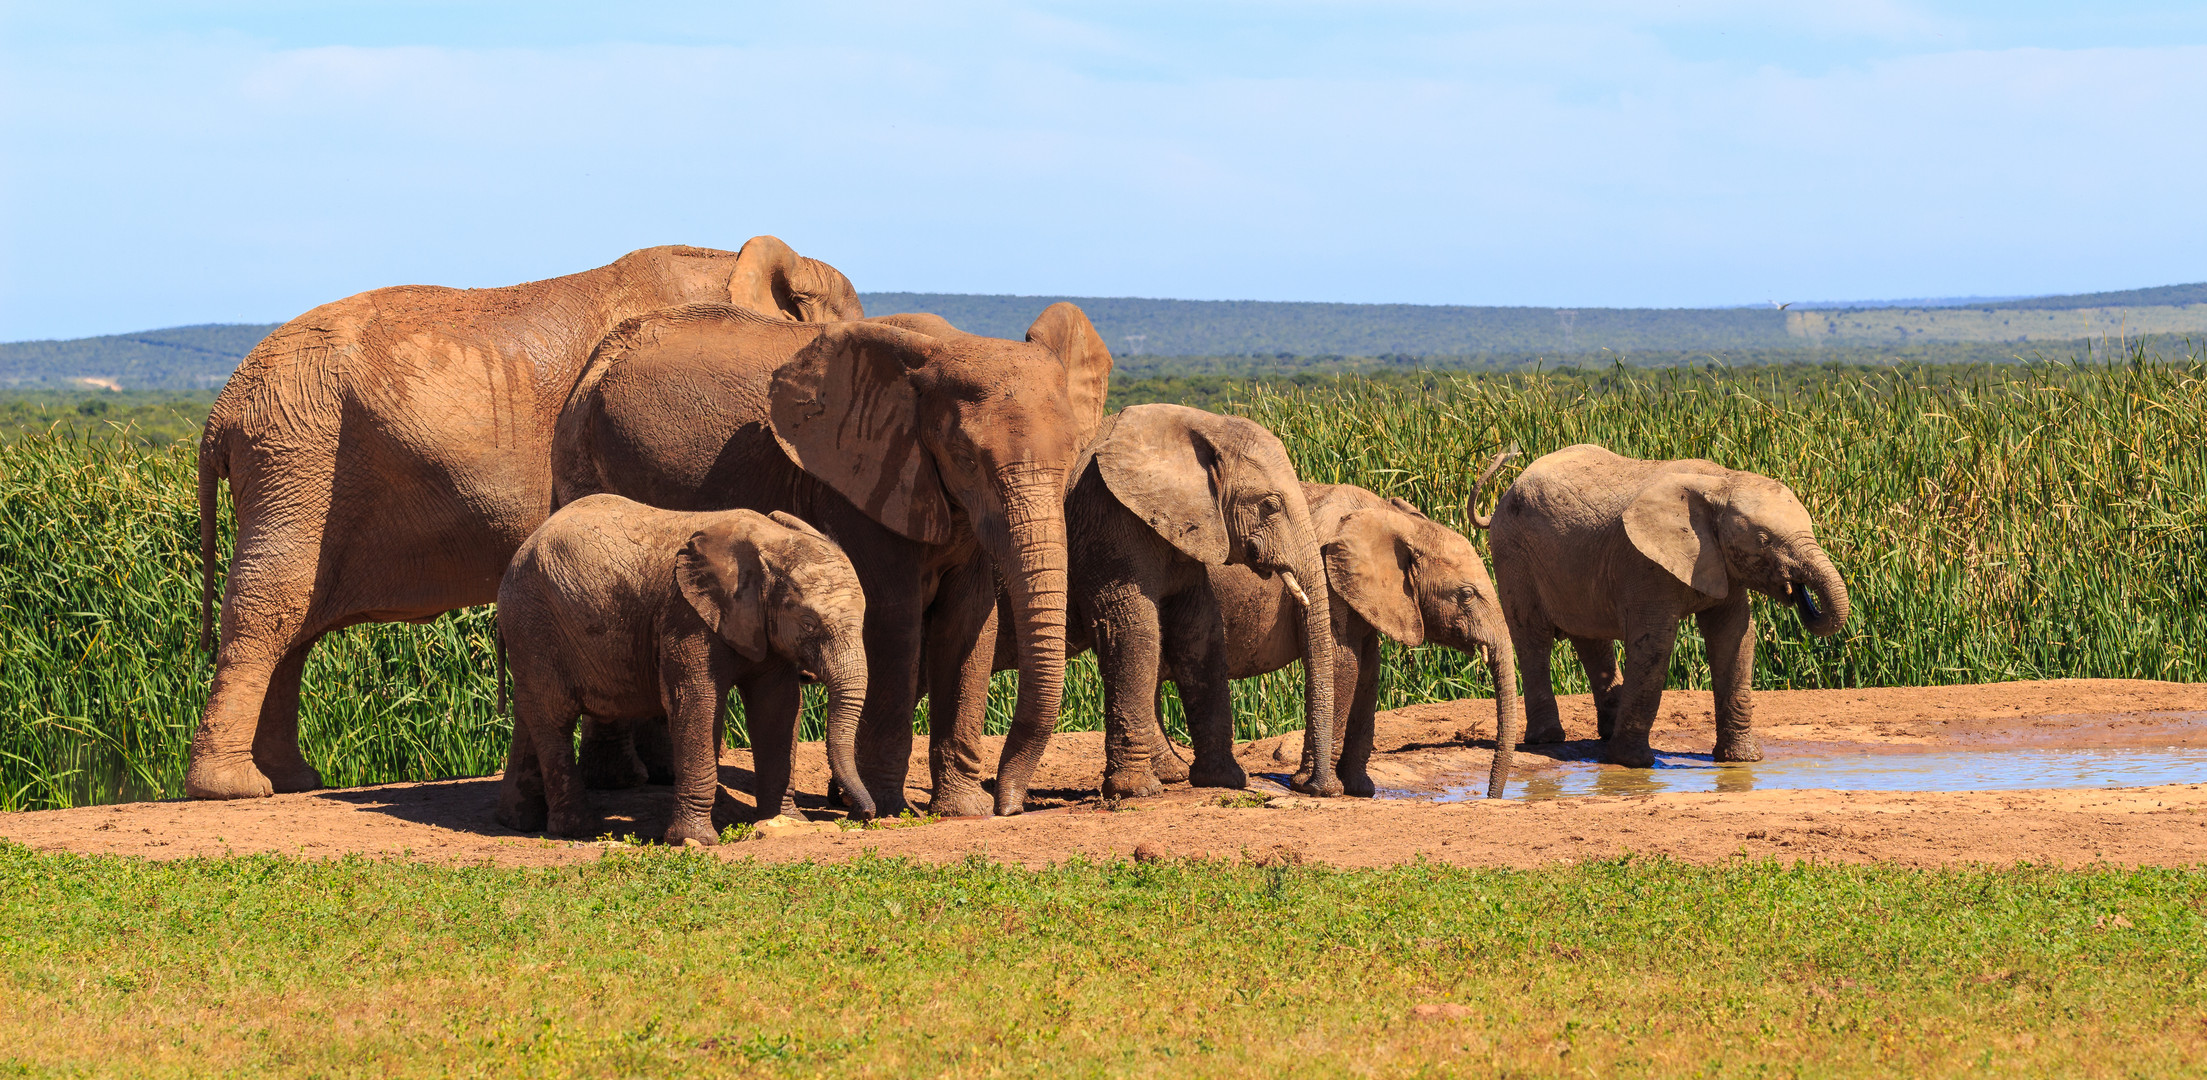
[1160,587,1235,789]
[250,633,326,793]
[1568,636,1623,741]
[495,729,549,833]
[579,716,652,790]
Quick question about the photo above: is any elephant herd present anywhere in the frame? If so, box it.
[189,237,1851,841]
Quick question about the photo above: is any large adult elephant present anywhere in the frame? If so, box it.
[552,302,1112,818]
[190,237,860,800]
[1476,444,1850,767]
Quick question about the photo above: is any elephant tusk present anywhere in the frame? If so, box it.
[1281,571,1311,609]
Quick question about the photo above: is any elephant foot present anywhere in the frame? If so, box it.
[928,787,995,820]
[1596,717,1616,741]
[1713,733,1764,763]
[1292,772,1345,797]
[1340,770,1376,798]
[1102,768,1164,800]
[663,817,718,847]
[260,761,324,794]
[546,807,593,839]
[495,796,547,834]
[1601,742,1656,769]
[1522,719,1568,745]
[1188,759,1247,790]
[1150,746,1191,784]
[184,757,274,800]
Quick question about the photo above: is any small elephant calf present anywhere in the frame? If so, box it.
[495,494,868,844]
[1479,444,1850,767]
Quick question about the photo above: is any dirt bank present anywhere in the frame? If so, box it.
[6,679,2205,869]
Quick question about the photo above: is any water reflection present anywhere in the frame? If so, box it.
[1417,746,2207,801]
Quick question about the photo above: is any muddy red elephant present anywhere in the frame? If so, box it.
[191,237,860,800]
[553,303,1112,817]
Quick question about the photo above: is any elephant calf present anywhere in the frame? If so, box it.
[1477,444,1850,767]
[1012,404,1343,799]
[494,494,868,844]
[1197,482,1523,799]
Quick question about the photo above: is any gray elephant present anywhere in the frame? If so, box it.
[1193,482,1522,799]
[1475,444,1850,767]
[1051,404,1342,798]
[494,495,867,844]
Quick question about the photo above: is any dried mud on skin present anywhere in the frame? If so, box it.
[7,679,2207,870]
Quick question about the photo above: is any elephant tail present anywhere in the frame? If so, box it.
[1465,444,1520,530]
[196,425,228,653]
[494,629,510,718]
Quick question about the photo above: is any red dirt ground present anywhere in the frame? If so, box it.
[6,679,2205,869]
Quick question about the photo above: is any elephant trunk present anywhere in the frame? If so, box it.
[819,639,872,819]
[1483,633,1521,799]
[1287,543,1343,797]
[1792,543,1850,638]
[990,471,1073,815]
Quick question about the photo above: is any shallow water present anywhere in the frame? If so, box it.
[1414,746,2207,801]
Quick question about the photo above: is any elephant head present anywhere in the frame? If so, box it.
[1622,470,1850,636]
[1324,498,1521,798]
[675,510,870,804]
[1089,404,1342,797]
[768,304,1113,816]
[727,235,865,323]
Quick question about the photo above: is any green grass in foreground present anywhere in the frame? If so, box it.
[0,846,2200,1077]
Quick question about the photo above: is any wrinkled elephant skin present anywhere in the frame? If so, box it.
[496,496,867,843]
[1482,444,1851,767]
[191,237,860,801]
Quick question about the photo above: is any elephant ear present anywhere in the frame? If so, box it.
[1622,473,1730,599]
[1387,496,1429,520]
[768,323,958,546]
[675,528,768,661]
[1324,509,1426,646]
[728,235,863,322]
[766,510,828,540]
[1025,303,1114,449]
[1092,404,1231,565]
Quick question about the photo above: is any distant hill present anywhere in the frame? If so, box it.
[6,276,2202,389]
[0,324,279,390]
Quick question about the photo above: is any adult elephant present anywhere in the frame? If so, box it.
[552,302,1112,818]
[1476,444,1850,767]
[190,237,860,800]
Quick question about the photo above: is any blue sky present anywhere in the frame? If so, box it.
[3,2,2204,339]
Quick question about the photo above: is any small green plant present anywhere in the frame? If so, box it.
[718,822,756,844]
[1212,790,1268,809]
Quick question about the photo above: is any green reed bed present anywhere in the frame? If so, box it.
[3,353,2203,808]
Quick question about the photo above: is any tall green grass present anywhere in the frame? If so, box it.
[3,352,2203,808]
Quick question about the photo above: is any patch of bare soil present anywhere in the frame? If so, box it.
[6,679,2206,869]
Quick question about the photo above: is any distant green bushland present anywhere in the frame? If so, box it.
[2,351,2203,809]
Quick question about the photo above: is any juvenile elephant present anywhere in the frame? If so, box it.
[1477,444,1850,767]
[554,302,1111,818]
[192,236,859,800]
[1053,404,1342,798]
[1195,482,1522,799]
[494,495,867,844]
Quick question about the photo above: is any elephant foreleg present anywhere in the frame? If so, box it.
[1698,597,1761,762]
[1335,631,1381,798]
[662,665,732,845]
[735,669,802,824]
[1606,620,1679,768]
[920,559,1001,819]
[1511,620,1566,745]
[1092,587,1166,800]
[1568,636,1623,741]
